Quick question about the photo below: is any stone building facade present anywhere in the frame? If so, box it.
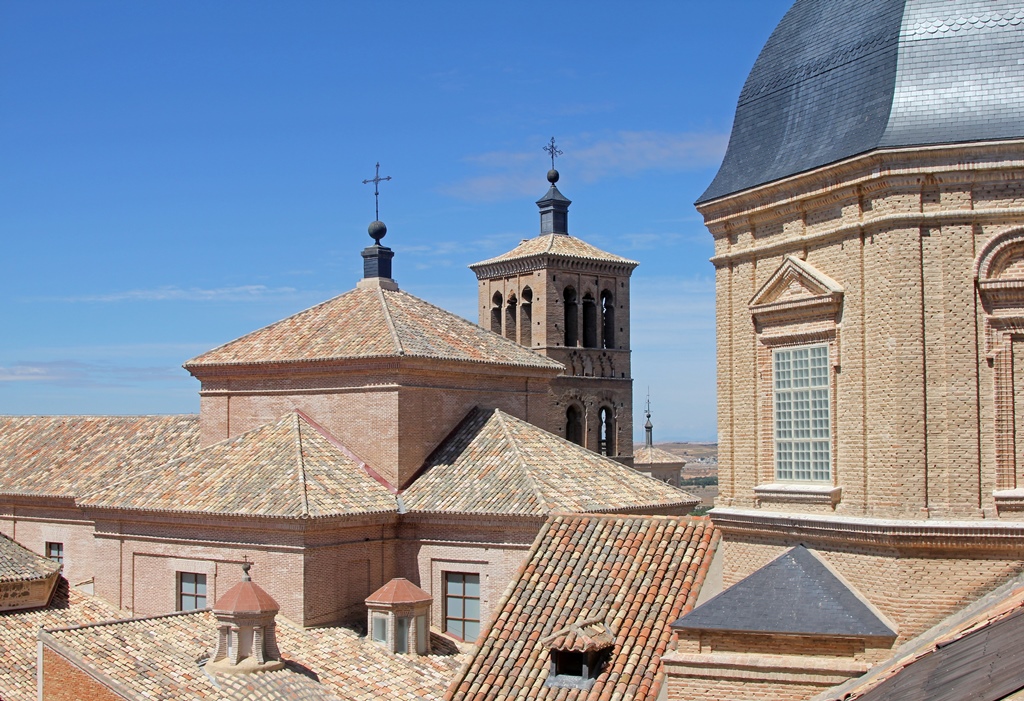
[664,1,1024,699]
[470,171,637,460]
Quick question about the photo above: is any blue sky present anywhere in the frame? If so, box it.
[0,1,792,441]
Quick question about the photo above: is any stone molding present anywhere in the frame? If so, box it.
[754,483,842,507]
[471,255,637,279]
[711,508,1024,550]
[662,650,869,686]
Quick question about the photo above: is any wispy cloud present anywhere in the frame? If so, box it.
[0,361,182,387]
[37,285,301,303]
[442,131,729,201]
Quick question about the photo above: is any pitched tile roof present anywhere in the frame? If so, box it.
[673,545,895,639]
[0,415,199,498]
[817,576,1024,701]
[447,514,720,701]
[183,287,562,371]
[79,412,398,518]
[402,409,700,516]
[0,579,122,701]
[540,618,615,653]
[633,445,686,465]
[0,532,60,583]
[470,234,638,268]
[43,608,464,701]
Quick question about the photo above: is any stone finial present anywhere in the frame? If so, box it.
[206,563,285,675]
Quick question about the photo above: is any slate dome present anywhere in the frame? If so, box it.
[699,0,1024,203]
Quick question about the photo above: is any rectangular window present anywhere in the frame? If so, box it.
[45,542,63,564]
[444,572,481,642]
[371,614,388,643]
[178,572,207,611]
[774,345,830,482]
[396,616,410,654]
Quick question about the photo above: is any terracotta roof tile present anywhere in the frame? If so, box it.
[0,415,199,498]
[447,514,720,701]
[0,532,60,583]
[214,577,279,615]
[0,579,122,701]
[184,287,562,371]
[366,578,433,605]
[79,412,398,518]
[44,609,465,700]
[402,409,700,516]
[470,234,639,268]
[633,446,686,465]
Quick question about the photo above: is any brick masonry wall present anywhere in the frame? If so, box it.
[41,646,123,701]
[0,500,97,591]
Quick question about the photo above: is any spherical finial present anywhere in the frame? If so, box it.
[547,169,559,184]
[242,561,252,582]
[368,220,387,244]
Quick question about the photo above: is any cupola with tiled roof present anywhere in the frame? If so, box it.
[207,562,286,675]
[469,144,638,460]
[365,578,433,656]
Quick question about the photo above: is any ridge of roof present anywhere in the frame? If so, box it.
[184,287,561,371]
[78,412,398,518]
[0,532,61,583]
[494,410,555,513]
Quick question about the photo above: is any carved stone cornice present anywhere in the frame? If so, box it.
[710,508,1024,551]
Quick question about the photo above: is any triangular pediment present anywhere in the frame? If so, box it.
[750,256,843,309]
[671,545,895,639]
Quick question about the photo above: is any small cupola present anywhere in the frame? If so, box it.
[365,578,433,655]
[206,563,285,675]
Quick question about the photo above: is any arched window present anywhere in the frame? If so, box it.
[563,287,578,347]
[601,290,615,349]
[598,406,615,456]
[582,293,597,348]
[505,294,517,341]
[490,292,503,335]
[520,287,533,347]
[566,405,583,446]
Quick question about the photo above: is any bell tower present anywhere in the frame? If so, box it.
[469,144,638,461]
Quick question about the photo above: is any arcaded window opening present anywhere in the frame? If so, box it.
[520,287,533,347]
[598,406,615,456]
[582,293,597,348]
[566,405,583,446]
[505,294,518,341]
[490,292,503,335]
[563,287,578,347]
[601,290,615,349]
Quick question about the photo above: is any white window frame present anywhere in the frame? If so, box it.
[773,344,831,482]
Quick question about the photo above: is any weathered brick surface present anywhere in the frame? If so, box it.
[42,646,122,701]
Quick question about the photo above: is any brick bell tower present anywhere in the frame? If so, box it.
[469,143,638,461]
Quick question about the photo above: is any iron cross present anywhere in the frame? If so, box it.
[543,137,563,169]
[362,162,392,221]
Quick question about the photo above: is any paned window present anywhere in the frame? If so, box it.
[371,614,388,643]
[45,542,64,564]
[774,345,830,482]
[178,572,207,611]
[444,572,480,641]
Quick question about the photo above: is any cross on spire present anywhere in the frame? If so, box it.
[543,137,563,170]
[362,162,392,221]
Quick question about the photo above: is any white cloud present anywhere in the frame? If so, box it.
[0,361,182,387]
[40,285,301,303]
[442,130,729,202]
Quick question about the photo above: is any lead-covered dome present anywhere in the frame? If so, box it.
[699,0,1024,203]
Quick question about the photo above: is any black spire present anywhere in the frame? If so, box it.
[537,138,571,235]
[644,391,653,448]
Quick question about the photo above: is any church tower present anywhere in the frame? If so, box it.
[469,147,638,460]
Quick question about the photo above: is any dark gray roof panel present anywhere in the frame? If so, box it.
[698,0,1024,204]
[671,545,896,638]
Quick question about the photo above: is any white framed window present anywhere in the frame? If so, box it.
[774,345,830,482]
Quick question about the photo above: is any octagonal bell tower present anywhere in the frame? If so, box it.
[470,164,638,461]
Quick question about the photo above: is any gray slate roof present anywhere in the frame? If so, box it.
[699,0,1024,203]
[672,545,896,638]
